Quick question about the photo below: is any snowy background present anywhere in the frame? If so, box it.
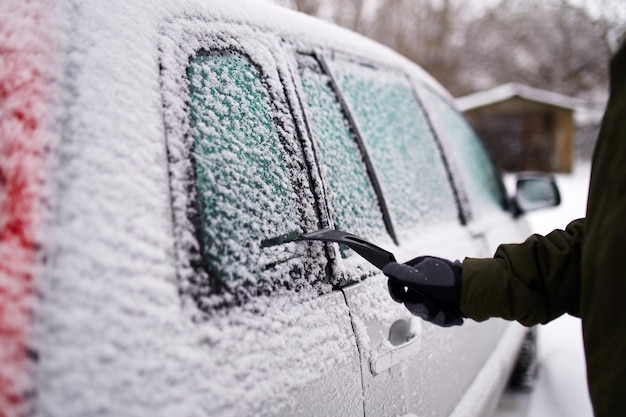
[495,161,594,417]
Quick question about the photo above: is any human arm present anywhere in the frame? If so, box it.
[461,218,585,326]
[384,218,585,327]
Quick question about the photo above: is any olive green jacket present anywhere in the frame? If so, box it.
[461,40,626,417]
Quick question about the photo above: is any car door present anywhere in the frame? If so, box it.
[413,84,533,415]
[159,23,364,417]
[294,52,496,416]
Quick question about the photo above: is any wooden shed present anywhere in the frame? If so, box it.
[456,83,579,173]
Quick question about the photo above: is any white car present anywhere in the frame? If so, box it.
[1,1,559,416]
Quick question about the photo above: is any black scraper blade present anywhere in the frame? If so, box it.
[295,229,396,270]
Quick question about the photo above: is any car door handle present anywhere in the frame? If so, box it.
[370,318,423,375]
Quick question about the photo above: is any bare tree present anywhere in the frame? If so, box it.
[331,0,371,34]
[362,0,469,93]
[271,0,623,104]
[274,0,324,16]
[462,0,613,98]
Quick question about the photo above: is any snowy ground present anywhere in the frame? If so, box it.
[494,161,594,417]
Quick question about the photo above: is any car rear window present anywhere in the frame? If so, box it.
[327,59,459,239]
[187,52,305,285]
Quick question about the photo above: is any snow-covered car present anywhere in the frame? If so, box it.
[1,0,560,416]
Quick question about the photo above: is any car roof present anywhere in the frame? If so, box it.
[56,0,454,104]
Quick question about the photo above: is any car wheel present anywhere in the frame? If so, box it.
[508,328,539,391]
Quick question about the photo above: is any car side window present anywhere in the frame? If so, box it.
[327,59,459,239]
[187,52,305,285]
[297,56,388,243]
[420,87,506,217]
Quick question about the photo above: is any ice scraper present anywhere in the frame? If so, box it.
[296,229,397,270]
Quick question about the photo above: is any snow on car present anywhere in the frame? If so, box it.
[0,0,556,416]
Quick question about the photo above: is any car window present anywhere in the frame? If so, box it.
[327,59,459,239]
[187,52,305,285]
[420,87,506,218]
[297,56,388,243]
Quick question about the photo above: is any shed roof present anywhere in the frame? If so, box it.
[455,82,581,112]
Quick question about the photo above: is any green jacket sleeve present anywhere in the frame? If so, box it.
[460,218,585,326]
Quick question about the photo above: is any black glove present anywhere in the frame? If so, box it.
[383,256,464,327]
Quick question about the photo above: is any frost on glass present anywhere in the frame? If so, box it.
[328,60,458,238]
[421,87,505,217]
[187,53,304,285]
[297,61,386,243]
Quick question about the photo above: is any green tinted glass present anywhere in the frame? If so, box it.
[187,53,302,284]
[298,63,386,242]
[421,87,504,217]
[329,60,458,237]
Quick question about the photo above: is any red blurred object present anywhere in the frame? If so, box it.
[0,1,58,415]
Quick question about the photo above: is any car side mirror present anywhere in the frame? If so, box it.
[511,173,561,216]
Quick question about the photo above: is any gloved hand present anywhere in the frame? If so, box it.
[383,256,464,327]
